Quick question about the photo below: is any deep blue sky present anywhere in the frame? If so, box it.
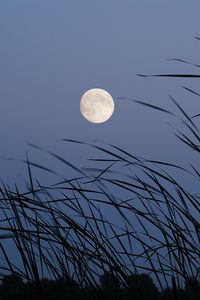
[1,0,200,187]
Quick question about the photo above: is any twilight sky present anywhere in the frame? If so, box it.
[1,0,200,188]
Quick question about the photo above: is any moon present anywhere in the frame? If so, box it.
[80,88,115,123]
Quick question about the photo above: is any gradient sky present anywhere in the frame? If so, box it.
[1,0,200,188]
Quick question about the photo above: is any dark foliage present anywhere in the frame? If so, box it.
[0,273,200,300]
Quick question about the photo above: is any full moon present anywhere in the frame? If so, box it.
[80,88,115,123]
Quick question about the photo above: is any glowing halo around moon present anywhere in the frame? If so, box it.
[80,88,115,123]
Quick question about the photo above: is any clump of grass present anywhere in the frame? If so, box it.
[1,41,200,299]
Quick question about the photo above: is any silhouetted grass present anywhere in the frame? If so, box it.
[1,44,200,299]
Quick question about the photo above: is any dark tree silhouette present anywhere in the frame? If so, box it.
[0,272,200,300]
[100,271,121,300]
[0,274,24,300]
[126,273,159,300]
[184,277,200,300]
